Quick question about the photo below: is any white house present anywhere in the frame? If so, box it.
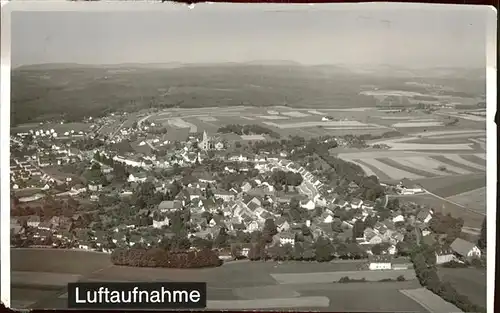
[435,248,457,265]
[214,190,235,202]
[450,238,482,259]
[368,255,392,270]
[88,183,103,192]
[153,217,170,229]
[387,244,397,255]
[392,215,405,223]
[128,173,148,183]
[78,244,91,250]
[301,200,316,211]
[351,198,363,209]
[246,221,260,233]
[214,141,224,150]
[314,194,327,207]
[276,232,295,247]
[417,209,433,224]
[278,221,290,232]
[241,182,252,193]
[399,179,424,194]
[323,215,333,224]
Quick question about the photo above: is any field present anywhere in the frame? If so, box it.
[12,122,90,135]
[437,268,486,309]
[399,288,462,313]
[271,269,416,284]
[411,173,486,197]
[447,187,487,214]
[241,134,267,141]
[391,122,445,128]
[12,249,112,274]
[393,193,484,230]
[338,128,487,184]
[11,249,431,312]
[146,106,393,139]
[339,151,486,182]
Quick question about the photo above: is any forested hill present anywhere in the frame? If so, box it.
[11,63,485,125]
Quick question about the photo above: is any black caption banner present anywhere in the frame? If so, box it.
[67,282,207,309]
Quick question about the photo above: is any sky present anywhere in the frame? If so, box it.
[9,3,492,68]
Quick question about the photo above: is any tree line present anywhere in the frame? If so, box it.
[217,124,281,139]
[110,247,222,268]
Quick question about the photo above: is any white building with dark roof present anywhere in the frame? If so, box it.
[450,238,482,259]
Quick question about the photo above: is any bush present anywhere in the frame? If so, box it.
[396,275,406,281]
[338,276,366,283]
[379,278,393,282]
[442,260,468,268]
[468,257,485,269]
[110,247,223,268]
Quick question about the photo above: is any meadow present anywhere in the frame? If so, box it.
[447,187,487,214]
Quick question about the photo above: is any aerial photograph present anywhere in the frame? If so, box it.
[9,3,489,312]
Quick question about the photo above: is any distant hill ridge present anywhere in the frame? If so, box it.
[15,61,485,80]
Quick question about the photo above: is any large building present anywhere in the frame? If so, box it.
[199,131,225,151]
[200,131,214,151]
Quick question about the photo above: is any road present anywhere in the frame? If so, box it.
[137,113,154,129]
[145,140,157,151]
[110,120,127,139]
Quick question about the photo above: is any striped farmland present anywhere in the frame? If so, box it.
[353,159,393,181]
[391,157,449,176]
[375,158,436,178]
[356,158,424,180]
[346,153,486,181]
[428,156,476,174]
[437,155,486,171]
[461,154,486,167]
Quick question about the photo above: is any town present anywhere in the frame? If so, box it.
[10,113,485,272]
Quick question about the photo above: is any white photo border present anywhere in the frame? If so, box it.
[0,2,496,311]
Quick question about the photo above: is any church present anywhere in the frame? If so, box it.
[199,131,225,151]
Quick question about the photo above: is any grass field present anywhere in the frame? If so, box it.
[144,106,395,139]
[12,249,112,274]
[437,268,486,309]
[10,249,430,312]
[399,288,462,313]
[12,122,90,135]
[412,173,486,197]
[271,269,417,284]
[392,122,445,128]
[447,187,487,214]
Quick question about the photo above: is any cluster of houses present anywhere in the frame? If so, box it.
[10,117,483,271]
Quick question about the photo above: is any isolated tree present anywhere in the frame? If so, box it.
[293,242,304,260]
[314,237,334,262]
[478,217,486,249]
[262,219,277,242]
[214,227,229,248]
[231,244,243,259]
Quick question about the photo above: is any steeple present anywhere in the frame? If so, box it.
[203,130,208,141]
